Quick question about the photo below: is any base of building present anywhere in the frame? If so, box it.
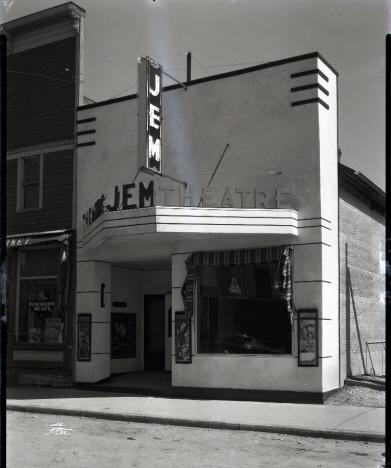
[74,380,340,404]
[7,372,72,388]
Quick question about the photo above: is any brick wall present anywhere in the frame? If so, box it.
[339,187,385,385]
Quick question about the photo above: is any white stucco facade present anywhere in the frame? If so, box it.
[75,52,339,397]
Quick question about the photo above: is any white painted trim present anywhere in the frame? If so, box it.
[83,206,298,251]
[7,141,74,159]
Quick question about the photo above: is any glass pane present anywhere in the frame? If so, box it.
[23,157,40,184]
[198,263,291,355]
[18,279,64,344]
[21,248,60,277]
[24,183,40,209]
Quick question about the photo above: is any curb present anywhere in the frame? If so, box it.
[344,379,385,391]
[7,404,385,443]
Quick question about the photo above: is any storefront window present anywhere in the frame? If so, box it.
[17,246,66,345]
[197,263,292,355]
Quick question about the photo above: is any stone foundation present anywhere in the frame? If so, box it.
[17,373,73,388]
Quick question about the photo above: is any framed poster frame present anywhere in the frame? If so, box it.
[175,312,192,364]
[297,309,318,367]
[110,312,136,359]
[77,313,91,362]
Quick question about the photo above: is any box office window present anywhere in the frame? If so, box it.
[17,246,67,345]
[197,263,292,355]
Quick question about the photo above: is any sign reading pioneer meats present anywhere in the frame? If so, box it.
[138,56,163,175]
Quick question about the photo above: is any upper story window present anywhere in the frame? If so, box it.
[18,155,43,211]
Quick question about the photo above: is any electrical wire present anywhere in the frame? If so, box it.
[7,70,75,83]
[109,83,137,100]
[151,53,188,58]
[166,60,267,73]
[191,56,211,77]
[107,58,268,101]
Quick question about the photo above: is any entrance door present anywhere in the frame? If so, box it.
[144,295,165,371]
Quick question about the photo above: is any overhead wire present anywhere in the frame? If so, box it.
[191,55,211,77]
[7,70,75,83]
[151,53,188,58]
[165,60,267,73]
[109,83,137,100]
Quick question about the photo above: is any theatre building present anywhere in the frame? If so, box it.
[75,52,334,399]
[75,52,384,400]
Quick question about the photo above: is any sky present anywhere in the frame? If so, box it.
[1,0,388,190]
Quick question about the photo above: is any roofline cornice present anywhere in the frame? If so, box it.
[78,51,338,111]
[1,2,85,33]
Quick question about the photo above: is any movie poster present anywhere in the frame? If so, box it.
[175,312,191,364]
[77,314,91,361]
[298,309,318,367]
[111,313,136,359]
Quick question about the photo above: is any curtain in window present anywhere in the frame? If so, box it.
[181,246,295,318]
[272,246,296,322]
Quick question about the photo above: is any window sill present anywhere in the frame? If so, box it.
[195,353,294,358]
[16,207,43,213]
[13,343,65,350]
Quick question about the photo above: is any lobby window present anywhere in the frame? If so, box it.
[18,155,42,211]
[17,245,67,345]
[197,263,292,355]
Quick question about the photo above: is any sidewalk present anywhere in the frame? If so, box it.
[6,387,385,443]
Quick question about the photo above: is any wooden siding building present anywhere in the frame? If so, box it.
[3,2,85,387]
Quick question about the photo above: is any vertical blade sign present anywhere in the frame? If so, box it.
[138,57,163,175]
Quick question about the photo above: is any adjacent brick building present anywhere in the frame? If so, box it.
[338,163,385,385]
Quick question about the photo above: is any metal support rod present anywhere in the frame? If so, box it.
[162,70,187,90]
[186,52,191,83]
[206,143,230,188]
[160,172,187,187]
[140,167,187,187]
[198,143,230,206]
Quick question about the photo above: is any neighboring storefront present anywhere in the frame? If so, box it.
[3,3,85,386]
[6,233,75,384]
[75,52,343,399]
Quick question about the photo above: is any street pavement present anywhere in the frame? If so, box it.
[6,386,385,442]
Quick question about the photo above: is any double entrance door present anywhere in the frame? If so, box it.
[144,295,167,371]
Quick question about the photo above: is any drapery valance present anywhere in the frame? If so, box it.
[181,246,296,320]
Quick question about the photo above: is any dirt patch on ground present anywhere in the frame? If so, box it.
[325,385,385,408]
[7,412,386,468]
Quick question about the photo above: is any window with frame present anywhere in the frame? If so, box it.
[197,263,292,355]
[19,155,42,210]
[17,246,66,345]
